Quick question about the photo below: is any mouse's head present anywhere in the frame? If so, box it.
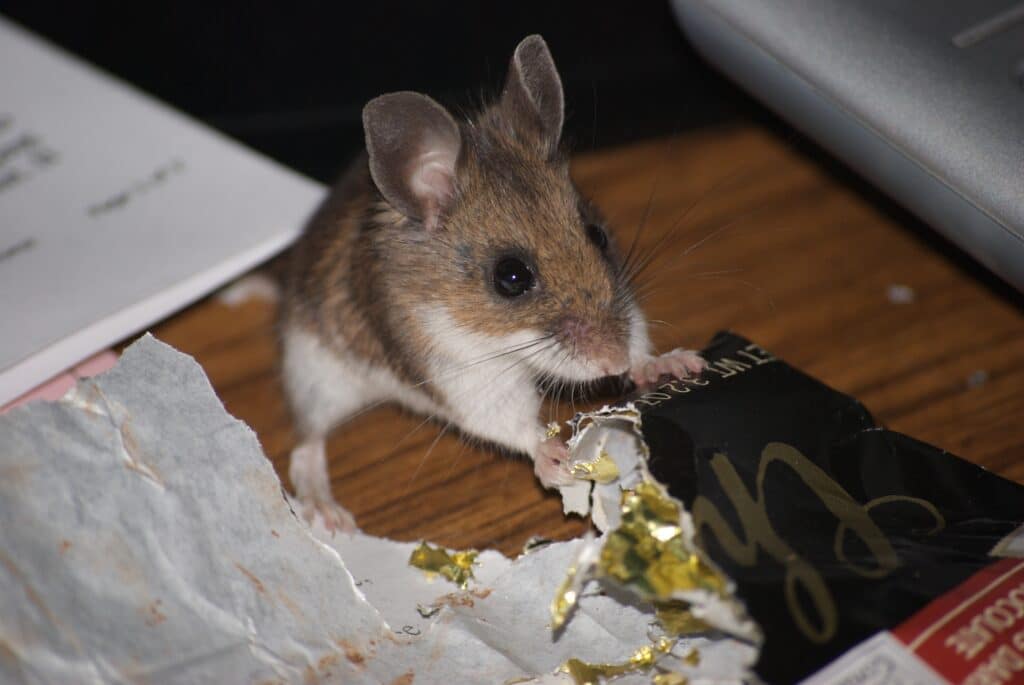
[363,35,646,383]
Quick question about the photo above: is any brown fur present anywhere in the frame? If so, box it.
[274,36,660,526]
[280,95,635,401]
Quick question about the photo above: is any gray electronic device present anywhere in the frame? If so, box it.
[672,0,1024,292]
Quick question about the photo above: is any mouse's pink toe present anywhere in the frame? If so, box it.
[666,348,707,375]
[534,437,576,489]
[301,496,358,536]
[630,348,706,388]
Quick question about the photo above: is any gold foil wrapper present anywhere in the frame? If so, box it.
[550,567,579,632]
[549,534,600,631]
[570,449,621,484]
[550,403,759,682]
[549,484,724,681]
[408,542,478,589]
[599,483,726,600]
[560,637,675,684]
[548,483,727,636]
[654,601,712,637]
[546,421,562,438]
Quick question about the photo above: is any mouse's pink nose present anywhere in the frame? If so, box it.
[559,316,629,375]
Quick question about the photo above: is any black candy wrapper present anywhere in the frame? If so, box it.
[633,332,1024,683]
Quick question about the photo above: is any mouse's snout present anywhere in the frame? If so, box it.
[557,315,629,377]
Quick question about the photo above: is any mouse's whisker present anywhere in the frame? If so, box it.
[630,266,740,305]
[619,160,773,291]
[385,336,548,486]
[536,367,558,401]
[405,418,453,490]
[487,340,560,385]
[311,395,393,428]
[444,435,472,479]
[390,341,560,480]
[542,374,563,405]
[409,334,556,390]
[620,213,688,288]
[541,348,574,403]
[685,272,776,310]
[422,340,558,427]
[640,268,747,297]
[618,180,712,283]
[619,133,697,276]
[646,318,681,336]
[381,407,450,467]
[633,288,663,307]
[628,204,767,298]
[620,173,661,277]
[343,337,558,448]
[570,376,579,416]
[679,216,746,259]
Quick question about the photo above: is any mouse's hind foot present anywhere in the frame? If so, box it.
[301,495,358,535]
[289,439,358,535]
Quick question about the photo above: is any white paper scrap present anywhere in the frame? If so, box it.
[0,335,757,684]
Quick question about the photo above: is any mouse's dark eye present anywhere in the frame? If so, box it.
[587,223,609,251]
[493,257,535,297]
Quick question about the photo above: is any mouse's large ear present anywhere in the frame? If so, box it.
[363,91,461,230]
[500,35,564,153]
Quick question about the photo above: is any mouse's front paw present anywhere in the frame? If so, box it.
[300,495,359,536]
[629,348,706,388]
[534,437,576,489]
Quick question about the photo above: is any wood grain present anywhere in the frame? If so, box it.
[149,123,1024,557]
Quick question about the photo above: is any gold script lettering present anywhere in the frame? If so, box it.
[692,442,945,644]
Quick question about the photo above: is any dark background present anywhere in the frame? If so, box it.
[3,1,749,182]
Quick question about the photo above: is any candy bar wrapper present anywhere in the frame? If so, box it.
[3,330,1022,685]
[562,332,1024,683]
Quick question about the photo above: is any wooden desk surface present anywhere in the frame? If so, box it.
[150,123,1024,557]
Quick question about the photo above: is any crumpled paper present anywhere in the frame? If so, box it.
[0,335,757,684]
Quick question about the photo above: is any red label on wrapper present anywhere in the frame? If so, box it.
[892,559,1024,684]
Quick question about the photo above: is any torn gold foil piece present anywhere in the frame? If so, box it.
[551,402,762,681]
[654,601,712,637]
[550,567,579,632]
[408,542,478,589]
[570,448,621,484]
[550,534,600,631]
[546,421,562,438]
[548,483,727,636]
[600,483,726,600]
[560,637,675,684]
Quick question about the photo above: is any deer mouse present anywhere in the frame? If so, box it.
[279,35,705,532]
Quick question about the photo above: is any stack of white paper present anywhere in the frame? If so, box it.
[0,16,324,406]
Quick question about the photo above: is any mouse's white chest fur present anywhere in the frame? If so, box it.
[282,303,550,450]
[413,304,548,455]
[281,326,441,436]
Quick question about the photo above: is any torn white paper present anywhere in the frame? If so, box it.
[0,336,757,684]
